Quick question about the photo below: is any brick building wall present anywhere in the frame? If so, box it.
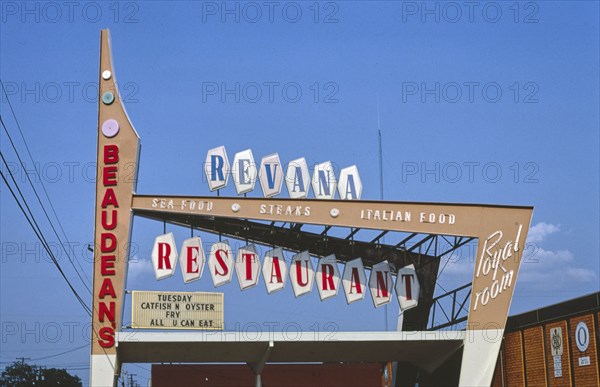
[501,331,526,386]
[492,310,600,387]
[523,326,547,386]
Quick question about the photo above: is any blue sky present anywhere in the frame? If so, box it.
[1,1,599,385]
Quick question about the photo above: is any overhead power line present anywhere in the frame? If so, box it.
[0,80,92,294]
[0,116,92,294]
[0,115,92,294]
[30,344,88,361]
[0,166,91,315]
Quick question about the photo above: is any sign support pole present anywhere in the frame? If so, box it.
[90,29,140,387]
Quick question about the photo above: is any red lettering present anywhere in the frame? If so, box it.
[98,301,115,322]
[101,188,119,208]
[104,144,119,164]
[185,246,199,274]
[269,257,283,284]
[101,255,116,276]
[101,210,117,230]
[97,145,120,351]
[376,271,389,298]
[98,278,116,299]
[214,249,229,276]
[101,233,116,253]
[321,264,335,290]
[158,243,172,270]
[103,166,117,186]
[242,253,255,281]
[349,267,362,294]
[98,327,115,348]
[295,260,309,287]
[402,274,414,300]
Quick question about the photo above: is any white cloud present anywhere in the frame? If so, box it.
[127,256,154,281]
[441,222,597,287]
[519,223,596,285]
[527,222,560,243]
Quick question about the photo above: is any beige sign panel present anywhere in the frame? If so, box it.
[92,30,140,358]
[131,291,224,330]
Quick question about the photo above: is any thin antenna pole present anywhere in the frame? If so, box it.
[377,95,388,332]
[377,99,384,202]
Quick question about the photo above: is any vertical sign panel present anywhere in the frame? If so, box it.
[91,29,141,387]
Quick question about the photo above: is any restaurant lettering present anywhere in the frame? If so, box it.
[150,234,420,311]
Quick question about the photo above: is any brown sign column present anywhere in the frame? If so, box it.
[90,29,140,386]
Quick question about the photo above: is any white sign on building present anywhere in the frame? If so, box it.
[550,327,563,356]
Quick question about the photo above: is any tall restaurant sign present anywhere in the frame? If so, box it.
[91,30,533,387]
[91,30,141,384]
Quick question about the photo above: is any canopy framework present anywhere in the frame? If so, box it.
[133,207,476,331]
[134,210,474,270]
